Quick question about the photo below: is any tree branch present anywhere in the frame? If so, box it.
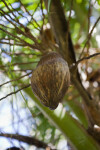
[0,41,26,46]
[0,133,53,149]
[0,61,38,69]
[1,0,38,43]
[18,0,41,29]
[1,69,32,73]
[0,84,31,101]
[79,16,100,58]
[1,50,41,56]
[0,72,32,88]
[76,52,100,66]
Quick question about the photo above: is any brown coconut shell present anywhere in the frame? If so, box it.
[31,52,70,110]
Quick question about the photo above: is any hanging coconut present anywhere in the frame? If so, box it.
[31,52,70,110]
